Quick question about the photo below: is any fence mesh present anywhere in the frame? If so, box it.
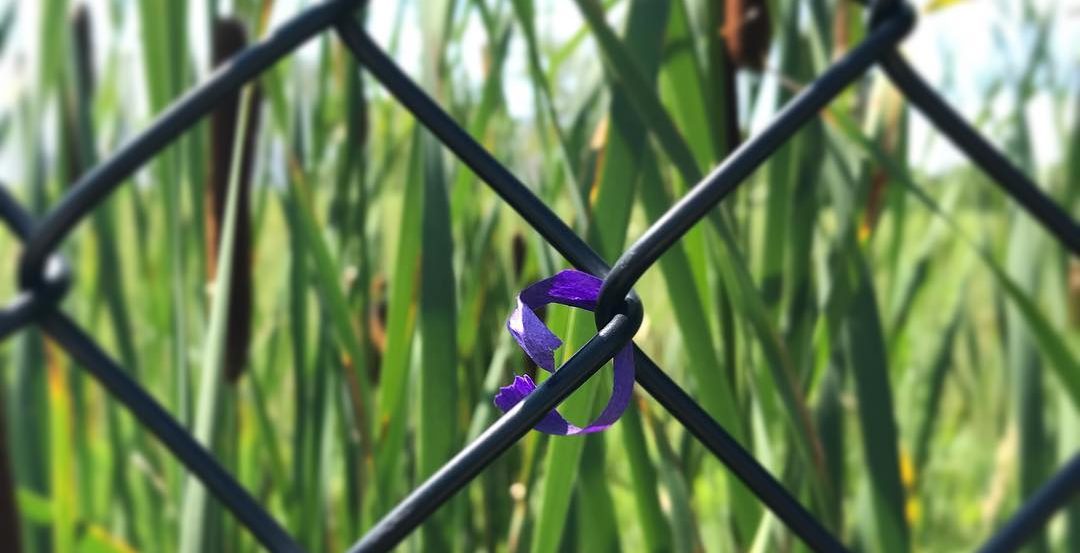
[1,0,1077,552]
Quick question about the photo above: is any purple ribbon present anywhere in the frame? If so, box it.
[493,270,634,435]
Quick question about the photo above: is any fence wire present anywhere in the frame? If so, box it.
[0,0,1077,552]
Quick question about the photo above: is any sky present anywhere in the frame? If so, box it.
[1,0,1078,181]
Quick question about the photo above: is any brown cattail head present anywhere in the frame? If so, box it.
[71,4,95,96]
[208,18,262,383]
[723,0,772,71]
[511,233,527,280]
[63,4,96,184]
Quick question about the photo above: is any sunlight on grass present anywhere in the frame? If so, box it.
[0,0,1076,551]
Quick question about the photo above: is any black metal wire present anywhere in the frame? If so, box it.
[43,313,306,553]
[0,294,44,341]
[878,52,1080,253]
[335,18,849,553]
[0,186,71,341]
[632,360,848,551]
[349,307,642,553]
[595,2,916,319]
[15,0,364,290]
[0,1,1076,552]
[333,21,612,279]
[978,454,1080,553]
[0,187,304,553]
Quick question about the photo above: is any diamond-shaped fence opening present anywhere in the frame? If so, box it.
[0,0,1077,552]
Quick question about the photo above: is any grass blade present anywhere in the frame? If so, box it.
[582,0,669,259]
[843,255,910,553]
[529,309,603,553]
[416,131,460,549]
[1005,217,1050,552]
[571,0,700,186]
[825,107,1080,410]
[286,143,374,456]
[658,0,720,168]
[45,344,77,553]
[12,327,50,551]
[759,5,802,311]
[206,18,261,384]
[178,88,254,553]
[0,378,20,553]
[619,403,671,553]
[371,126,424,519]
[576,435,620,551]
[912,306,962,474]
[576,0,832,518]
[510,0,591,231]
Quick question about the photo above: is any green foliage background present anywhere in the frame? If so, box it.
[0,0,1077,551]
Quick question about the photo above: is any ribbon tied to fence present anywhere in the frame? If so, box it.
[494,270,635,435]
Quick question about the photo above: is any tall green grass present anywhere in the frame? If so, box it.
[0,1,1076,552]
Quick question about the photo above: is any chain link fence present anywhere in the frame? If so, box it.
[1,0,1077,551]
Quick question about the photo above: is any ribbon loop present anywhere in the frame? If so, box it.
[494,270,634,435]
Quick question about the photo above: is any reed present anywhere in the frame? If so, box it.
[0,1,1074,551]
[207,18,262,383]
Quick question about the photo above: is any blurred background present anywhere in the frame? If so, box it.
[0,0,1077,551]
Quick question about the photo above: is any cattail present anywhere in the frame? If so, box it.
[207,18,261,383]
[71,5,94,97]
[511,233,527,280]
[62,4,96,185]
[722,0,772,71]
[718,0,770,153]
